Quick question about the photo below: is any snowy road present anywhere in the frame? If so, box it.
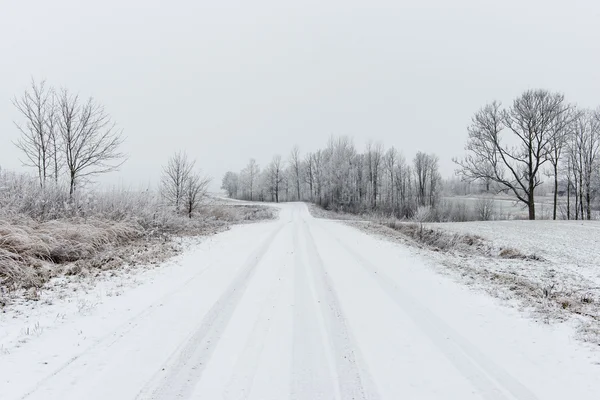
[2,203,599,399]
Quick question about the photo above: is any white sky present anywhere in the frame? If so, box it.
[1,0,599,189]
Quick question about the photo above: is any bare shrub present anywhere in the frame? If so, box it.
[376,218,488,254]
[475,196,496,221]
[498,247,526,259]
[498,247,543,261]
[204,205,277,223]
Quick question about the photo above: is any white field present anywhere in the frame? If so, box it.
[429,219,600,284]
[1,204,599,399]
[442,194,568,220]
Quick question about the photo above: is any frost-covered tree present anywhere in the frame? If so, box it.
[57,89,126,197]
[13,79,55,187]
[161,151,195,211]
[567,109,600,220]
[221,171,239,198]
[455,90,568,220]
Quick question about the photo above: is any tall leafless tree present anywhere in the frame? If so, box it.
[184,172,211,218]
[455,90,567,220]
[428,154,441,208]
[547,104,577,219]
[221,171,239,198]
[46,93,62,183]
[161,151,195,211]
[312,150,324,204]
[289,145,302,200]
[367,142,383,208]
[267,155,284,202]
[304,152,314,201]
[57,89,126,197]
[242,159,259,201]
[414,151,430,207]
[569,109,600,220]
[384,147,397,207]
[12,79,55,187]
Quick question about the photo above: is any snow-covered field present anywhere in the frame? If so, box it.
[429,220,600,283]
[1,203,600,399]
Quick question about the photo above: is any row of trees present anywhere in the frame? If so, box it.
[222,138,441,218]
[12,79,126,196]
[455,89,600,220]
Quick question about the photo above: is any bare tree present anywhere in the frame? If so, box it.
[242,159,259,201]
[414,151,430,206]
[12,79,55,187]
[547,104,577,219]
[289,145,302,200]
[161,151,195,211]
[413,152,440,208]
[221,171,239,198]
[184,172,211,218]
[266,155,284,202]
[455,90,567,220]
[46,93,62,183]
[569,109,600,220]
[304,152,314,201]
[475,196,495,221]
[366,142,383,208]
[394,153,412,216]
[57,89,126,197]
[312,150,324,204]
[428,154,441,208]
[384,147,397,207]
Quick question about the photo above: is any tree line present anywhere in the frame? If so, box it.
[222,137,441,218]
[454,89,600,220]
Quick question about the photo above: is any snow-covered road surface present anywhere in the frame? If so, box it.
[2,203,599,399]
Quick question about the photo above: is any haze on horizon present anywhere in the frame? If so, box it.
[1,0,599,189]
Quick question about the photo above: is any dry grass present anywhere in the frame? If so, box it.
[0,217,142,290]
[375,219,489,253]
[203,204,277,222]
[0,170,279,307]
[0,203,277,303]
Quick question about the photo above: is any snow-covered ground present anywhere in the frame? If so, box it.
[429,220,600,285]
[1,203,600,399]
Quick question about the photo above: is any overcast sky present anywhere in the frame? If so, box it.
[1,0,599,189]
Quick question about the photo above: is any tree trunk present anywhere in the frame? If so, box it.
[579,174,584,220]
[553,164,558,220]
[69,173,76,199]
[586,181,591,220]
[373,177,378,208]
[567,177,571,220]
[528,190,535,220]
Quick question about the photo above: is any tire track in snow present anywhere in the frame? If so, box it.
[137,222,286,400]
[300,217,380,400]
[18,258,219,400]
[315,220,539,400]
[290,219,337,400]
[222,238,290,400]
